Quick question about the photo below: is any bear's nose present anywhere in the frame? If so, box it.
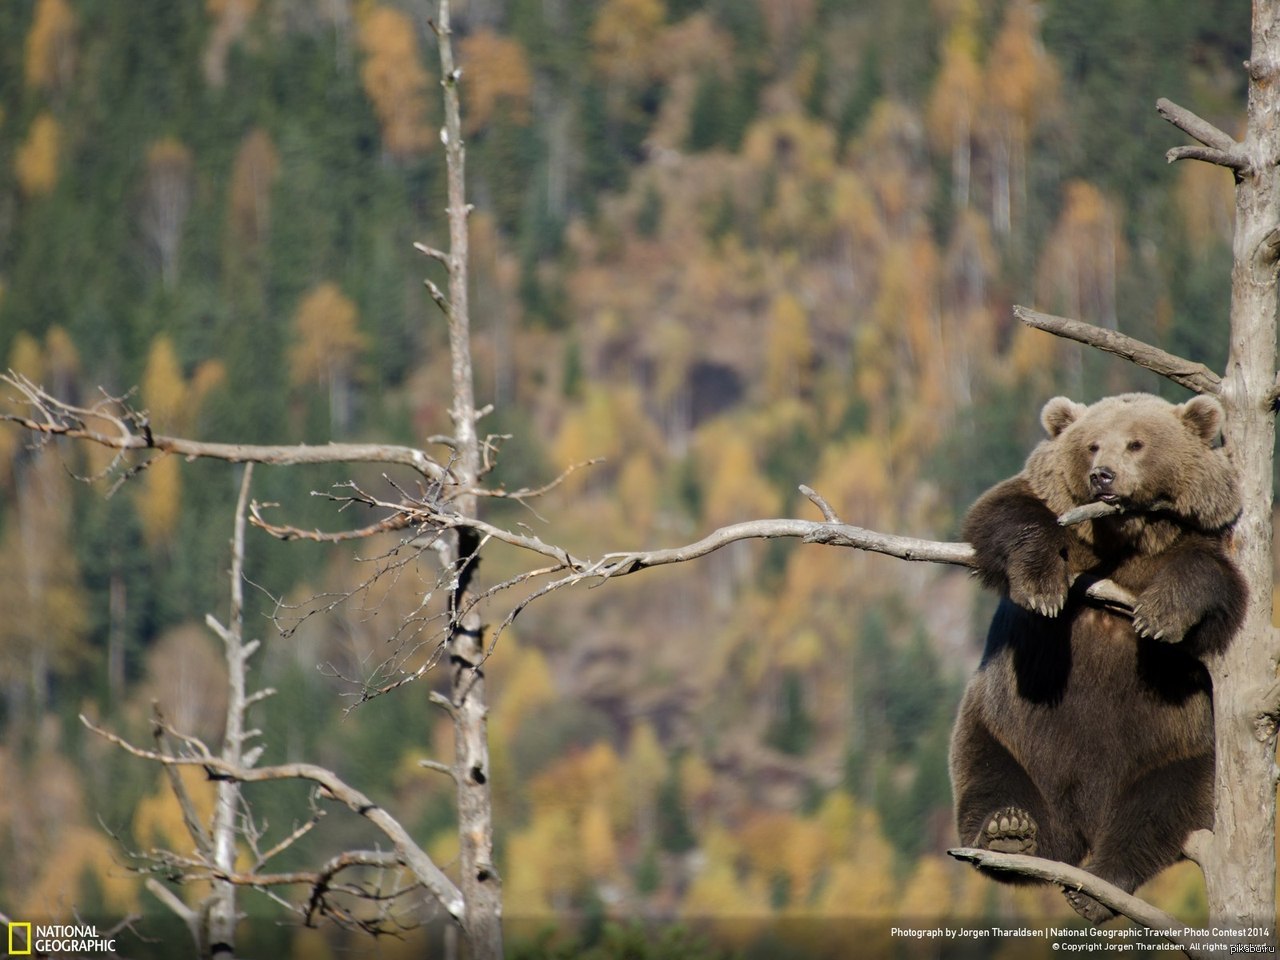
[1090,466,1115,489]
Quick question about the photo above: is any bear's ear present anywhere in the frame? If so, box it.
[1040,396,1086,438]
[1180,394,1225,445]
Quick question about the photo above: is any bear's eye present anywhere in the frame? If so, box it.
[1128,439,1144,452]
[1087,442,1100,453]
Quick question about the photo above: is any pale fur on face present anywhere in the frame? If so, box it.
[1024,393,1241,532]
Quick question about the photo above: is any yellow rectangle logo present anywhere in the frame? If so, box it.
[8,921,32,955]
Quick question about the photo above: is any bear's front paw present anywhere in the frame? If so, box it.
[1132,586,1199,644]
[1007,552,1069,617]
[976,806,1038,855]
[1063,889,1117,924]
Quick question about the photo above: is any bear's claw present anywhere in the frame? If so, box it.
[1064,888,1117,924]
[1132,588,1198,645]
[1007,551,1070,618]
[977,806,1038,855]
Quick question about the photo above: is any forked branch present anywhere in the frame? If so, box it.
[1156,98,1252,178]
[81,714,466,923]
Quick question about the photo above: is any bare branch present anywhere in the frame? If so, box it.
[598,518,975,575]
[799,483,841,523]
[146,877,198,929]
[1,372,453,481]
[420,759,458,781]
[1013,306,1223,394]
[479,456,604,501]
[1156,97,1240,153]
[1183,829,1213,868]
[949,848,1205,957]
[413,241,451,265]
[250,500,419,543]
[82,714,467,922]
[1058,498,1176,526]
[253,812,325,872]
[151,706,214,857]
[208,849,403,891]
[1165,144,1253,176]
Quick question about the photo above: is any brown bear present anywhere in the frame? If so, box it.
[950,392,1246,923]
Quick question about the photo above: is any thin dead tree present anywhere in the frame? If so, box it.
[87,464,468,957]
[4,2,1277,956]
[0,2,503,957]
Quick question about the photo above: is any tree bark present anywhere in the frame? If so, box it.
[1198,2,1280,932]
[432,3,503,956]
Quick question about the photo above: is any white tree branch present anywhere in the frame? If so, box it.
[1156,98,1252,177]
[1013,306,1222,394]
[1,372,452,481]
[949,848,1207,957]
[81,714,466,923]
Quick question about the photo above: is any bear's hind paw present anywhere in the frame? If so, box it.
[1064,888,1117,924]
[977,806,1038,855]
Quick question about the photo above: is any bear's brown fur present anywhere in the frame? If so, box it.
[950,392,1246,923]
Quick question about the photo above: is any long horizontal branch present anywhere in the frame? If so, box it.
[949,848,1205,957]
[1013,306,1223,394]
[81,714,465,923]
[599,519,973,573]
[1,372,451,481]
[5,410,451,480]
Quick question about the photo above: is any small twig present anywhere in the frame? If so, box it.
[799,484,841,523]
[420,759,458,781]
[480,457,605,501]
[413,241,451,265]
[250,500,418,542]
[1057,498,1176,526]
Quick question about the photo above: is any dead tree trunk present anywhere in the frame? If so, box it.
[427,3,503,956]
[1189,1,1280,931]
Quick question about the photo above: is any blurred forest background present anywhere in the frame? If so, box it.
[0,0,1255,956]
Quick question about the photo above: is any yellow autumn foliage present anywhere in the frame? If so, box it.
[8,331,45,383]
[459,29,533,134]
[764,291,813,403]
[16,112,61,197]
[228,127,280,251]
[580,800,620,879]
[358,5,433,158]
[488,637,555,746]
[288,282,366,389]
[504,805,579,915]
[142,335,187,427]
[132,766,217,854]
[25,0,77,94]
[22,824,138,918]
[591,0,667,88]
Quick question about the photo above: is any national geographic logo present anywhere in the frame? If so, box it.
[6,922,118,955]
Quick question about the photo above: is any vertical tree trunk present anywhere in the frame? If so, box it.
[434,3,503,956]
[208,465,257,960]
[1204,0,1280,934]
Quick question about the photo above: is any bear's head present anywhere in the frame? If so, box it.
[1024,392,1241,532]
